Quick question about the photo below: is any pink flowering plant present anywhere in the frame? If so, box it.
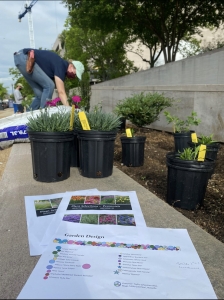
[46,95,82,108]
[99,214,117,225]
[85,195,101,205]
[71,96,81,108]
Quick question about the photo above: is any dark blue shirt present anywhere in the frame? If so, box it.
[23,48,69,81]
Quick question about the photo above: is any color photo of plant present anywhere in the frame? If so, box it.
[69,196,86,205]
[80,214,98,224]
[85,196,100,204]
[34,200,52,210]
[50,198,62,208]
[117,214,136,226]
[100,195,115,204]
[115,196,131,205]
[99,214,116,225]
[62,213,136,226]
[62,214,81,223]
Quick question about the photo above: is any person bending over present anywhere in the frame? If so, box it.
[13,48,84,110]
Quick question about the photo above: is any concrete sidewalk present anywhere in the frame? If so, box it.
[0,143,224,299]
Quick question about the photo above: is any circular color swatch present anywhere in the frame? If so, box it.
[82,264,91,269]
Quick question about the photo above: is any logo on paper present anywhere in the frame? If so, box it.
[114,281,121,287]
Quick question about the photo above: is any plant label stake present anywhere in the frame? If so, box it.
[78,111,91,130]
[126,128,133,137]
[191,132,198,143]
[198,144,206,161]
[70,105,75,130]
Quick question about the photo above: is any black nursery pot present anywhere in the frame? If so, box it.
[70,129,80,168]
[120,136,146,167]
[173,131,193,153]
[28,131,74,182]
[166,152,214,210]
[77,130,117,178]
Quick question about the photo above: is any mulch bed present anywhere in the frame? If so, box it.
[113,127,224,244]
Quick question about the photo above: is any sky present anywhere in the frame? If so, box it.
[0,0,68,95]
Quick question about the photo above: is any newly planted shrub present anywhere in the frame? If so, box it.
[164,110,201,133]
[114,92,173,127]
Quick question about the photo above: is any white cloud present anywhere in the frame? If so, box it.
[0,0,68,93]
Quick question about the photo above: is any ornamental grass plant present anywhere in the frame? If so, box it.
[26,107,71,132]
[178,146,201,160]
[197,134,217,145]
[74,106,122,131]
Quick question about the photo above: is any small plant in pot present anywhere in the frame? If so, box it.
[166,146,215,210]
[114,92,174,167]
[188,134,220,161]
[26,107,74,182]
[163,110,201,153]
[74,105,121,178]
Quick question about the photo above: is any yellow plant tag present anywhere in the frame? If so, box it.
[126,128,132,137]
[70,105,75,130]
[191,132,198,143]
[78,111,91,130]
[197,144,206,161]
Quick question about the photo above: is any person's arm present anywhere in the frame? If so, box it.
[54,76,70,106]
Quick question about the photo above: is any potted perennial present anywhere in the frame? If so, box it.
[166,147,214,210]
[188,134,220,161]
[46,95,82,168]
[26,107,74,182]
[74,105,121,178]
[164,110,201,153]
[115,92,174,167]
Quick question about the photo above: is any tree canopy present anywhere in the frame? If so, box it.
[63,0,224,64]
[62,18,138,81]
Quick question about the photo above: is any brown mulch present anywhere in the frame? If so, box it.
[114,127,224,244]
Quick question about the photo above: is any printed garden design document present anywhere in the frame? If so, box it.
[40,190,146,250]
[17,224,217,299]
[25,189,98,256]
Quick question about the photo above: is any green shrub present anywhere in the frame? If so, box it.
[114,92,174,127]
[164,110,201,133]
[22,94,33,109]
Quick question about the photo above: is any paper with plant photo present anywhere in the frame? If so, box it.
[25,189,98,256]
[40,190,146,252]
[17,225,217,299]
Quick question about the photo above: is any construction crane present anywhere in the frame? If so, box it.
[18,0,38,48]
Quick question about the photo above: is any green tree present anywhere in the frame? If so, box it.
[9,67,34,98]
[78,72,91,112]
[62,20,138,81]
[63,0,224,64]
[0,83,8,99]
